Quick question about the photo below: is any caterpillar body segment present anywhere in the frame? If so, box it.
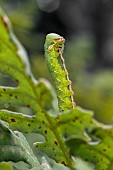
[44,33,76,111]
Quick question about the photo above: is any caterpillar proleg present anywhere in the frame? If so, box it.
[44,33,76,111]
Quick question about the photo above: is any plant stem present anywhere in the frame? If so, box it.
[44,112,74,169]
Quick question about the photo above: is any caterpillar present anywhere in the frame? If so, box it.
[44,33,76,112]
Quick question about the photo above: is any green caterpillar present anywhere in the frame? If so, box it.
[44,33,76,112]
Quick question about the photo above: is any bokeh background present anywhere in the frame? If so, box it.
[0,0,113,124]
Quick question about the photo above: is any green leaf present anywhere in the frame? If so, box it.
[0,8,54,113]
[55,106,98,141]
[1,6,113,170]
[0,120,41,169]
[66,125,113,170]
[0,8,72,168]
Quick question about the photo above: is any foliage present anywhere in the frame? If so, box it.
[0,7,113,170]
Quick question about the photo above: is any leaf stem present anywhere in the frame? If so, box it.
[44,112,74,169]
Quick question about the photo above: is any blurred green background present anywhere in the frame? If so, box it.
[0,0,113,125]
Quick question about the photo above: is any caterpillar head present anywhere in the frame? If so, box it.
[45,33,65,51]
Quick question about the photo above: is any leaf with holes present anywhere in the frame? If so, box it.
[0,8,73,169]
[1,7,113,170]
[67,127,113,170]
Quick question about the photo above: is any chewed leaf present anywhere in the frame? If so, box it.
[0,8,56,113]
[67,126,113,170]
[0,8,39,99]
[0,110,71,166]
[0,107,103,168]
[55,107,100,142]
[0,8,35,83]
[1,7,113,170]
[0,110,50,136]
[0,109,81,167]
[0,120,41,169]
[0,8,70,168]
[0,8,59,168]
